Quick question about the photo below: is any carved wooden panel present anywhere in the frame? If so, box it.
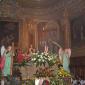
[71,15,85,48]
[70,57,85,79]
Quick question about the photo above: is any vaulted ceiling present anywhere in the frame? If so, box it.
[0,0,85,21]
[16,0,60,8]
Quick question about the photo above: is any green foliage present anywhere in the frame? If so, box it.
[14,59,29,67]
[22,79,35,85]
[21,60,28,66]
[50,78,60,85]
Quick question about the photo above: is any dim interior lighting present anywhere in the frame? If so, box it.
[0,0,2,2]
[36,0,41,1]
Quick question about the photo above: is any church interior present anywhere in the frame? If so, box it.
[0,0,85,85]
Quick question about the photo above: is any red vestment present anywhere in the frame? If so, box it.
[17,50,24,63]
[0,56,5,70]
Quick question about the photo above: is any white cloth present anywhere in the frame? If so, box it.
[72,80,77,85]
[35,78,40,85]
[39,78,44,85]
[1,45,5,56]
[80,80,85,85]
[1,80,4,85]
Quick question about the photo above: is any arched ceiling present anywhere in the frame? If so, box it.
[0,0,85,21]
[16,0,60,8]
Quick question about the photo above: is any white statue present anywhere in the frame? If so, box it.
[59,48,71,72]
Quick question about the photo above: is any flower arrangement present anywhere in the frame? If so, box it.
[13,47,72,85]
[49,65,72,85]
[34,66,72,85]
[14,48,31,66]
[31,52,57,67]
[56,67,72,78]
[34,67,54,78]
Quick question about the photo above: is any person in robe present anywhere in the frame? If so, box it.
[17,49,24,63]
[0,45,6,70]
[23,49,31,62]
[59,48,71,73]
[0,45,6,85]
[29,44,34,54]
[3,45,13,77]
[28,44,35,60]
[42,79,50,85]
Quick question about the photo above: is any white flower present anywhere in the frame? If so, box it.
[44,57,47,60]
[42,59,45,62]
[38,59,41,62]
[31,58,34,61]
[38,55,40,57]
[33,58,36,60]
[40,55,43,59]
[41,52,44,55]
[32,58,36,61]
[48,58,51,61]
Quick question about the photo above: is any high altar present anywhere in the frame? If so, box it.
[1,13,85,80]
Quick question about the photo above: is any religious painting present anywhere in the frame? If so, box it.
[0,21,19,47]
[71,16,85,48]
